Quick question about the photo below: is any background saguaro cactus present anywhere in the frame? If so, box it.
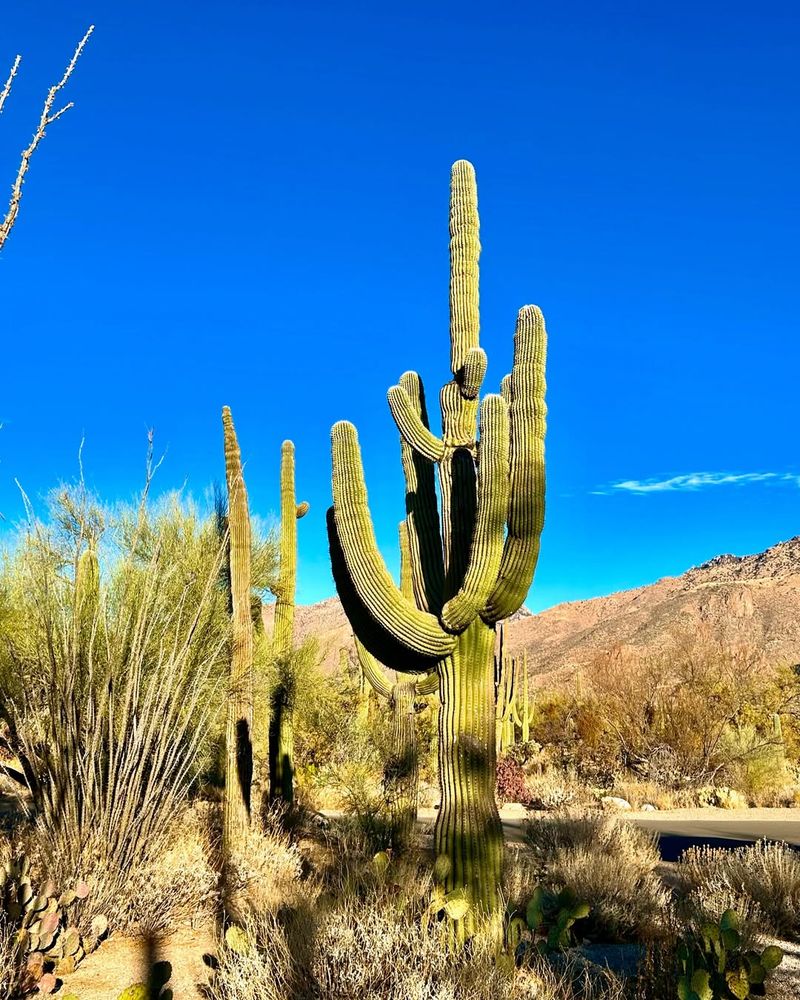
[222,406,254,851]
[328,160,547,919]
[268,440,309,805]
[495,623,517,753]
[512,651,534,744]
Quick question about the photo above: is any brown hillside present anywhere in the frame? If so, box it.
[263,536,800,680]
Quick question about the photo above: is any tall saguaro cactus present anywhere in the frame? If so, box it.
[222,406,254,851]
[268,440,309,805]
[328,161,547,918]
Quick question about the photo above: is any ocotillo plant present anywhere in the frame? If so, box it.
[495,623,517,753]
[328,160,547,919]
[222,407,254,850]
[268,440,309,805]
[512,651,534,744]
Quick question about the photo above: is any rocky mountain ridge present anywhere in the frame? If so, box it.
[264,536,800,680]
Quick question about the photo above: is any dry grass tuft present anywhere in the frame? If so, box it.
[519,812,669,941]
[679,840,800,940]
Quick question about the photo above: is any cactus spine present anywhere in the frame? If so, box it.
[328,161,547,920]
[495,623,517,753]
[268,440,309,805]
[222,406,254,850]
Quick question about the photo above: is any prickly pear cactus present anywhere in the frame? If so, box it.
[329,160,547,922]
[0,855,107,989]
[677,909,783,1000]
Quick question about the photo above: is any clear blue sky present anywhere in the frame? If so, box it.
[1,1,798,608]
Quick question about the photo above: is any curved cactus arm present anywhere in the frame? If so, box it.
[388,383,446,461]
[328,508,442,674]
[485,305,547,623]
[355,636,393,699]
[415,671,439,697]
[500,374,512,404]
[440,395,510,633]
[398,519,414,601]
[331,423,455,659]
[396,372,445,615]
[449,159,480,378]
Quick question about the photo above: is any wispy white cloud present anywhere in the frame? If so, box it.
[593,471,800,496]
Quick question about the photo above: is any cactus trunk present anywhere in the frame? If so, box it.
[222,407,254,851]
[435,620,503,914]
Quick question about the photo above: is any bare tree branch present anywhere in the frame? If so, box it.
[0,55,21,118]
[0,25,94,253]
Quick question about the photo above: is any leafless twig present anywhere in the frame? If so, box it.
[0,25,94,252]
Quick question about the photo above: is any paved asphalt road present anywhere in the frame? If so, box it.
[413,808,800,861]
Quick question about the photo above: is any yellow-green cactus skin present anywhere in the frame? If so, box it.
[222,406,254,850]
[329,161,547,919]
[269,440,309,805]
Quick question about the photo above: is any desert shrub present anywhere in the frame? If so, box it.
[0,483,274,932]
[0,914,27,1000]
[521,814,668,941]
[210,871,627,1000]
[496,754,529,805]
[679,841,800,940]
[224,826,305,920]
[525,770,581,811]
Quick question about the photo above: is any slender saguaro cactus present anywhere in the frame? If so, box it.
[512,651,534,744]
[269,440,309,805]
[328,160,547,918]
[495,623,517,753]
[222,406,254,851]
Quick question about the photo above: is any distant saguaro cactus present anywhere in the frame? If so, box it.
[512,651,534,744]
[329,160,547,919]
[495,623,517,753]
[222,406,254,850]
[268,441,309,805]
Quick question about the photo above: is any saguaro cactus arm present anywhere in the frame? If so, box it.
[449,159,480,377]
[331,421,455,659]
[440,394,510,632]
[395,372,445,615]
[355,638,393,699]
[485,305,547,623]
[388,383,446,461]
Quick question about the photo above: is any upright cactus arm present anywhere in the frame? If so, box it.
[485,305,547,623]
[331,421,455,660]
[440,394,510,632]
[448,159,480,377]
[388,381,445,461]
[394,372,445,615]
